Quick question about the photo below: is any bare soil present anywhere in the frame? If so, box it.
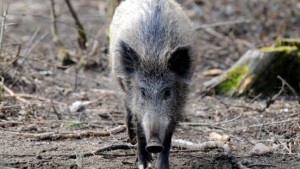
[1,0,300,169]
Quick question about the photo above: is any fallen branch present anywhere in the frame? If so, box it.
[19,125,126,140]
[2,84,29,103]
[2,84,66,105]
[16,93,67,105]
[69,144,136,159]
[172,139,231,155]
[68,138,231,159]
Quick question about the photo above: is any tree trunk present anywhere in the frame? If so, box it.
[203,39,300,96]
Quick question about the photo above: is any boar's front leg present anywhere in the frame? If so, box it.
[157,131,173,169]
[137,124,152,169]
[125,106,137,145]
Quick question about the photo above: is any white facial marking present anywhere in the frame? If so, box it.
[142,113,151,140]
[139,164,145,169]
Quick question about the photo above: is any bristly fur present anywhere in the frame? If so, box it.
[110,0,194,78]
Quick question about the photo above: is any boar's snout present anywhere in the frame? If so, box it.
[146,138,164,153]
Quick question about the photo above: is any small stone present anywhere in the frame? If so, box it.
[250,143,272,155]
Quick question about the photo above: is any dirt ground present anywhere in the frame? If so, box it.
[1,0,300,169]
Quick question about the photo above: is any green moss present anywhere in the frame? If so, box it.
[65,120,81,128]
[216,65,248,94]
[275,39,300,49]
[259,46,297,52]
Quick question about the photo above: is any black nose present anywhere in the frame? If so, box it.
[146,141,164,153]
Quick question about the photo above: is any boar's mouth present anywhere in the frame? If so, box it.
[146,138,164,153]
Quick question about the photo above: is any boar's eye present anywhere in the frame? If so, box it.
[163,87,171,100]
[118,40,140,75]
[140,88,146,98]
[168,45,191,79]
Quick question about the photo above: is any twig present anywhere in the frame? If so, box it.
[194,19,252,30]
[246,119,295,129]
[16,55,69,69]
[64,0,87,50]
[0,2,9,56]
[260,77,286,112]
[14,93,67,106]
[0,104,21,110]
[247,164,276,168]
[277,75,300,104]
[2,84,29,103]
[17,125,126,140]
[21,27,40,61]
[50,0,62,46]
[3,91,66,106]
[180,112,241,127]
[8,12,59,22]
[2,42,22,47]
[69,144,136,159]
[21,32,49,63]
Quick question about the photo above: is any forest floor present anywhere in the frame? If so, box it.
[0,0,300,169]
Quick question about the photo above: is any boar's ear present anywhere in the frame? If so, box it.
[118,40,140,75]
[168,45,191,80]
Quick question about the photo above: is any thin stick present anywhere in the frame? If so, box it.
[194,19,252,30]
[277,75,300,104]
[69,144,136,159]
[21,32,49,62]
[64,0,87,50]
[50,0,62,46]
[2,84,29,103]
[13,93,67,106]
[260,77,286,112]
[0,2,9,56]
[180,112,242,127]
[16,125,126,140]
[21,27,40,60]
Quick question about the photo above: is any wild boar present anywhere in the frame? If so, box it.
[110,0,194,168]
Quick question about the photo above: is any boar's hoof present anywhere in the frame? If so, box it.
[146,142,164,154]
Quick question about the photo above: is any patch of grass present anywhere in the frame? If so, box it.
[65,120,81,128]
